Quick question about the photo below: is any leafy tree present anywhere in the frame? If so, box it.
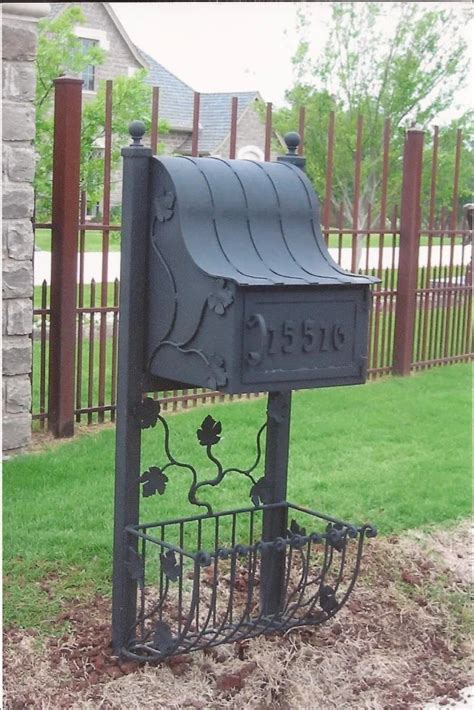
[35,7,104,220]
[35,6,168,221]
[421,112,474,227]
[80,69,162,215]
[274,2,471,243]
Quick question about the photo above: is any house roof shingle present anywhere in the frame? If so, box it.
[138,49,195,131]
[183,91,260,154]
[140,51,260,153]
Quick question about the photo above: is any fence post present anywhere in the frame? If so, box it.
[393,128,424,376]
[48,77,82,437]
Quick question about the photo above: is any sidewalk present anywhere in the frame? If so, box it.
[33,246,471,286]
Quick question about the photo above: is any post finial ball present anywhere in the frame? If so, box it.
[284,132,301,155]
[129,120,146,146]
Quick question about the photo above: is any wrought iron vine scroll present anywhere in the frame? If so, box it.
[136,397,269,515]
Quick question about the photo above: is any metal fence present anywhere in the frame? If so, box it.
[32,78,472,435]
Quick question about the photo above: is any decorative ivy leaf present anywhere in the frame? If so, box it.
[250,477,271,507]
[288,519,306,538]
[196,415,222,447]
[135,397,160,429]
[207,354,227,390]
[319,584,338,613]
[126,547,144,589]
[207,279,234,315]
[139,467,168,498]
[160,550,181,582]
[155,191,175,222]
[153,620,175,653]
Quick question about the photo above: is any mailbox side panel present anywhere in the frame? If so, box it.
[237,285,371,392]
[147,158,243,391]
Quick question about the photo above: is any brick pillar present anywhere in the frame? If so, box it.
[2,3,51,455]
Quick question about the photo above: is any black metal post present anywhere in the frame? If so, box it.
[112,122,152,652]
[260,133,305,617]
[260,391,292,616]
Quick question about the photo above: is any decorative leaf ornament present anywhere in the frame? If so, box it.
[135,397,160,429]
[155,191,175,222]
[319,585,338,613]
[160,550,181,582]
[207,279,234,315]
[207,354,228,390]
[288,519,306,538]
[250,476,271,507]
[197,415,222,447]
[139,467,168,497]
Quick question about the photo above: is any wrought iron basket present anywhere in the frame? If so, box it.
[120,402,376,661]
[125,506,375,661]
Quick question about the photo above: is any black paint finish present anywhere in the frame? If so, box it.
[112,128,377,660]
[146,154,377,393]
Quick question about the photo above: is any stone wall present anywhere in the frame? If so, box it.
[2,3,50,454]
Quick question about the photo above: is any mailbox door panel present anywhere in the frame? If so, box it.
[241,287,370,389]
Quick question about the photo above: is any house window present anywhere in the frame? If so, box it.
[81,38,98,92]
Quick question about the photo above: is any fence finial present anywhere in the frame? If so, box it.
[284,131,300,155]
[278,131,305,171]
[129,120,146,147]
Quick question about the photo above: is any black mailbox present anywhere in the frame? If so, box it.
[147,154,376,392]
[112,126,379,661]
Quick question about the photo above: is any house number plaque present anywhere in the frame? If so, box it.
[242,288,367,385]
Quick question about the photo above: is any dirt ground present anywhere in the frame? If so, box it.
[3,521,472,710]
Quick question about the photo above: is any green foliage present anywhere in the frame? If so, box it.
[274,2,472,232]
[80,70,169,210]
[34,6,168,221]
[35,7,105,220]
[421,113,474,224]
[36,7,105,110]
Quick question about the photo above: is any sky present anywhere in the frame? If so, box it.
[111,2,472,119]
[111,2,302,103]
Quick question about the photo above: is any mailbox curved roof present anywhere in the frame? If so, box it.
[153,155,377,287]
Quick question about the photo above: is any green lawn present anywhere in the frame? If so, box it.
[32,329,118,429]
[35,228,121,253]
[3,364,471,629]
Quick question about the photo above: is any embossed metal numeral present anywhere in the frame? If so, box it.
[282,320,295,353]
[319,322,329,352]
[245,314,346,366]
[267,326,277,355]
[302,318,316,352]
[332,323,345,351]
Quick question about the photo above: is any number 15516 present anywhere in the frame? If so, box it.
[267,319,345,355]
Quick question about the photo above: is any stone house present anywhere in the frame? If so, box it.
[48,2,283,209]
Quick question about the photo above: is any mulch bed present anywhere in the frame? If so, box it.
[3,523,472,709]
